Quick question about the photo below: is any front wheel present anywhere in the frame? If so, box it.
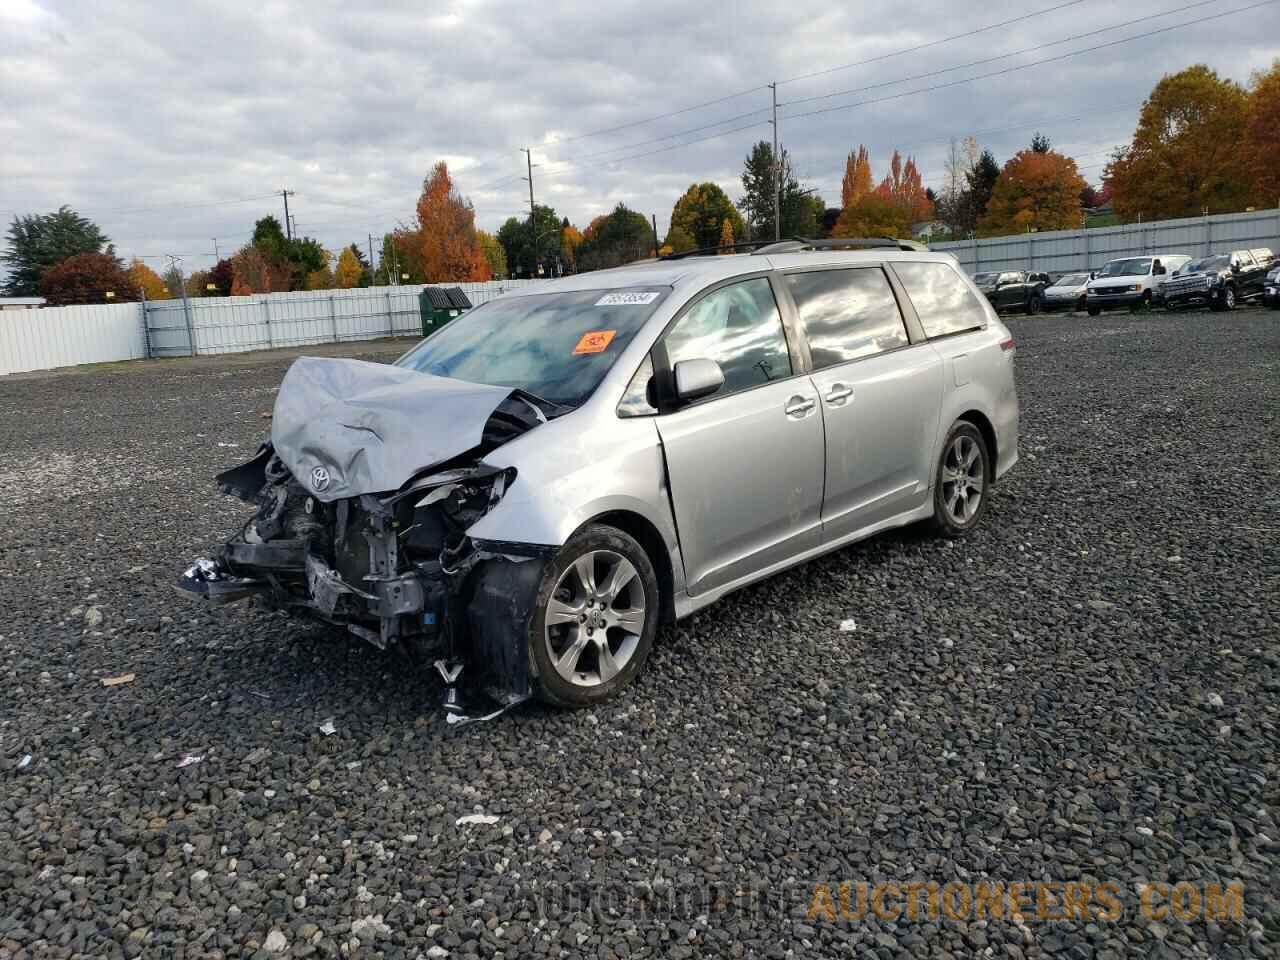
[1087,304,1101,316]
[1027,295,1042,315]
[1213,285,1235,312]
[1077,296,1087,313]
[529,524,659,707]
[931,422,991,538]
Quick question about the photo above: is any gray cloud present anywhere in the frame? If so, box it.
[2,0,1275,271]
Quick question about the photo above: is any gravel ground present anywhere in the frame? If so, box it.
[0,310,1276,959]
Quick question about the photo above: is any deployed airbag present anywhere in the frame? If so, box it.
[270,357,519,501]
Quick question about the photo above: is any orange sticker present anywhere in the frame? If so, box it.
[573,330,617,355]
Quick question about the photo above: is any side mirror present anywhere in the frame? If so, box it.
[673,358,725,403]
[1153,265,1166,275]
[1231,262,1240,274]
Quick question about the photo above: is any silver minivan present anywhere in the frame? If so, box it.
[180,240,1020,713]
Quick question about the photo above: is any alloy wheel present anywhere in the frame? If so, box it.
[543,550,646,688]
[941,434,985,524]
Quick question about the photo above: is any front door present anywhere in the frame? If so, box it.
[654,276,825,595]
[782,265,943,540]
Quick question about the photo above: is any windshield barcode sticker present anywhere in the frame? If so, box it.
[595,291,661,306]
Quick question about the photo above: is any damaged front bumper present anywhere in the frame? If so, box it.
[177,447,552,705]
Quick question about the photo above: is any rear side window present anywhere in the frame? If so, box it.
[785,267,907,370]
[891,261,988,338]
[662,277,792,399]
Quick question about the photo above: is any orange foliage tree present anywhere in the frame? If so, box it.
[39,253,139,305]
[1104,65,1249,219]
[979,149,1086,235]
[230,246,287,294]
[1243,60,1280,206]
[841,146,873,208]
[406,161,490,282]
[875,150,933,224]
[127,259,170,300]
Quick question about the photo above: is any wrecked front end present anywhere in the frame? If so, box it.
[177,357,554,719]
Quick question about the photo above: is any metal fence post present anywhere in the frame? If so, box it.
[263,298,273,348]
[329,294,338,343]
[179,287,197,357]
[385,289,394,337]
[1204,212,1212,256]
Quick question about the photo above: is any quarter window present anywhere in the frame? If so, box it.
[892,261,989,338]
[784,267,908,369]
[662,277,792,400]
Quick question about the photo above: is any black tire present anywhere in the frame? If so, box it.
[1129,292,1151,313]
[930,421,992,538]
[1212,285,1235,312]
[1087,304,1101,316]
[1077,295,1087,313]
[1027,295,1042,315]
[528,523,659,708]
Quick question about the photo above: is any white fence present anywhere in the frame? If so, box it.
[0,280,544,376]
[932,207,1280,275]
[0,301,147,376]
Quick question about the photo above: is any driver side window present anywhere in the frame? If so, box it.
[662,277,792,401]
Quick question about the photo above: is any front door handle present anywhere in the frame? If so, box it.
[825,384,853,405]
[784,396,816,418]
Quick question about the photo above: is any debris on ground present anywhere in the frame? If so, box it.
[17,754,32,770]
[318,718,337,736]
[176,753,204,768]
[456,813,500,826]
[839,619,857,632]
[100,673,135,687]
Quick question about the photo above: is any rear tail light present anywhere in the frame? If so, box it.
[999,337,1015,354]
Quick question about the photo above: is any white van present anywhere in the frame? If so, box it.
[1086,254,1191,315]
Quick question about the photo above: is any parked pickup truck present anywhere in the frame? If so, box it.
[1162,248,1276,311]
[1265,263,1280,309]
[972,270,1052,314]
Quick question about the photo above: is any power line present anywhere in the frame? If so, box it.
[777,0,1091,86]
[780,0,1218,108]
[783,0,1278,122]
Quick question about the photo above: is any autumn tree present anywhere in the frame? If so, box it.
[208,258,234,296]
[230,246,286,294]
[2,207,112,296]
[475,230,508,279]
[662,224,696,254]
[832,195,911,240]
[186,270,213,298]
[127,259,170,300]
[718,217,735,253]
[668,182,746,250]
[874,150,934,225]
[335,247,363,288]
[400,161,490,282]
[841,146,874,208]
[1104,65,1249,219]
[979,149,1087,235]
[1242,59,1280,205]
[574,204,653,272]
[38,252,138,305]
[559,223,583,273]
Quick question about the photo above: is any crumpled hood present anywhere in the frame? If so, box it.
[271,356,519,502]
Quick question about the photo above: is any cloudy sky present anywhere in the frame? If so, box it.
[2,0,1276,273]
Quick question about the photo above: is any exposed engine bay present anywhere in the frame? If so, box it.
[177,357,559,720]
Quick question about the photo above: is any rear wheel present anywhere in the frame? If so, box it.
[529,524,658,707]
[1129,292,1151,313]
[931,422,991,538]
[1213,285,1235,312]
[1027,295,1042,315]
[1087,303,1101,316]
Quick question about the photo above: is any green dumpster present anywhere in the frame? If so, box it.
[418,286,474,335]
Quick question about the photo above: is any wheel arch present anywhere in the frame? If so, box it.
[575,510,677,627]
[956,409,998,483]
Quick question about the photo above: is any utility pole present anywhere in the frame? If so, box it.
[769,83,781,241]
[166,254,196,357]
[368,233,376,285]
[281,189,295,241]
[651,214,660,258]
[290,214,298,241]
[522,148,538,276]
[212,238,220,261]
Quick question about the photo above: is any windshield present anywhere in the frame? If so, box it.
[395,287,670,406]
[973,272,999,284]
[1052,274,1087,287]
[1098,258,1152,278]
[1182,255,1229,273]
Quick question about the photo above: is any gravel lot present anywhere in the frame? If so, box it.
[1,310,1276,959]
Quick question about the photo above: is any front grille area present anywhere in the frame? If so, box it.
[1165,275,1211,296]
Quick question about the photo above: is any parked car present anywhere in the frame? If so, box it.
[1085,254,1191,314]
[178,240,1020,712]
[1042,273,1090,312]
[1265,263,1280,309]
[1162,248,1275,311]
[971,270,1052,314]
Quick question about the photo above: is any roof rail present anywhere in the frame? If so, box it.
[657,239,784,261]
[752,236,928,254]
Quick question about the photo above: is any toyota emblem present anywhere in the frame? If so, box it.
[310,466,331,492]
